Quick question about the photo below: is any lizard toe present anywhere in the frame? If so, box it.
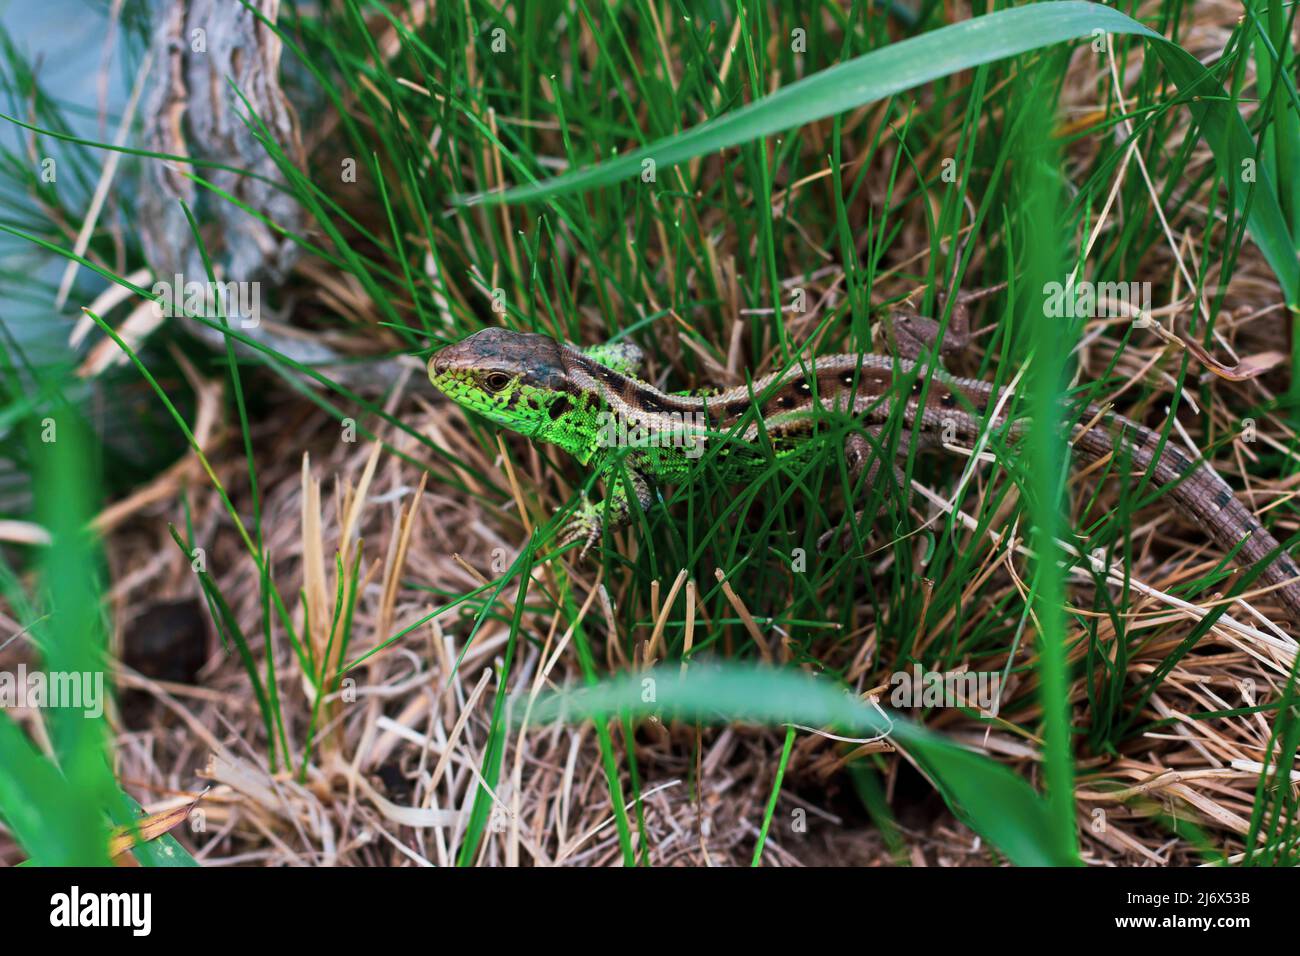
[559,507,603,558]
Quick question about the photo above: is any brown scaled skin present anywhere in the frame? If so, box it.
[429,327,567,389]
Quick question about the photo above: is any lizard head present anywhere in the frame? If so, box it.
[427,327,576,439]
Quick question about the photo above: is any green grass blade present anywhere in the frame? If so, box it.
[459,1,1297,301]
[527,664,1077,867]
[457,2,1151,208]
[1017,64,1080,863]
[752,725,795,866]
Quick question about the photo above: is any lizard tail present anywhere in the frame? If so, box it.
[1073,410,1300,627]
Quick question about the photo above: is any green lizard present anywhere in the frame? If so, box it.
[427,299,1300,625]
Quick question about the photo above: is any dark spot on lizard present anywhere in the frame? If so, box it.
[548,395,572,420]
[1164,449,1192,474]
[639,394,668,414]
[596,365,625,388]
[818,371,850,396]
[1214,488,1233,509]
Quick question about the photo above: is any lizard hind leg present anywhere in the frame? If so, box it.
[818,427,911,551]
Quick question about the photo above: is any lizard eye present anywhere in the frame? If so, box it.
[484,372,512,392]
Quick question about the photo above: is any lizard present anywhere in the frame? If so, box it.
[426,294,1300,627]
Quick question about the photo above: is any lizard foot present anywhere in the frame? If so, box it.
[558,502,603,559]
[817,510,868,552]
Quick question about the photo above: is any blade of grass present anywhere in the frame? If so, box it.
[459,2,1298,304]
[527,663,1077,867]
[752,724,795,866]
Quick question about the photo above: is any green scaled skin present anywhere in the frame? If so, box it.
[427,328,668,554]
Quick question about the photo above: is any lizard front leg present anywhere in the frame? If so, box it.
[559,456,655,558]
[582,341,645,376]
[818,426,938,550]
